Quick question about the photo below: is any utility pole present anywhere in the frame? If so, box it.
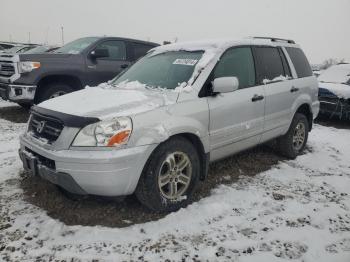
[61,26,64,45]
[28,32,31,44]
[9,34,12,42]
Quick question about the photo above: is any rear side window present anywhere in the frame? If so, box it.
[285,47,313,78]
[254,47,285,84]
[132,43,154,60]
[213,47,256,89]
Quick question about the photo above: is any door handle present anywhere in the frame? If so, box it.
[251,94,264,102]
[121,64,129,69]
[290,86,299,93]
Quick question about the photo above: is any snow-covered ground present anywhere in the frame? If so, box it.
[0,100,350,261]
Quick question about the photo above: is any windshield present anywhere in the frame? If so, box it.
[24,46,49,54]
[54,37,99,54]
[4,46,23,53]
[111,51,203,89]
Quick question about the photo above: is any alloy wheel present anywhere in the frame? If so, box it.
[158,151,192,200]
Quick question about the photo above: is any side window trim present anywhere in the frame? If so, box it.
[280,46,298,79]
[277,47,292,78]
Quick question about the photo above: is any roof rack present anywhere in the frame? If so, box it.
[252,37,296,44]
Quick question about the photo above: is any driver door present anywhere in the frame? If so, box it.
[86,40,131,86]
[208,46,265,161]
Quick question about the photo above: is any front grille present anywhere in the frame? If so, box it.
[0,61,15,77]
[29,112,64,144]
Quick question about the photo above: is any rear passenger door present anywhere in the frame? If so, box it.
[86,40,131,86]
[208,47,265,160]
[253,46,294,142]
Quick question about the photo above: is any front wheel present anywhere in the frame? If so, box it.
[135,137,200,212]
[36,83,74,103]
[277,113,309,159]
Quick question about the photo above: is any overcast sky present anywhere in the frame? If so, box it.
[1,0,349,64]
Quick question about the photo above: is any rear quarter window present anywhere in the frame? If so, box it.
[285,47,313,78]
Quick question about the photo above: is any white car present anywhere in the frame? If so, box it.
[318,63,350,119]
[19,37,319,212]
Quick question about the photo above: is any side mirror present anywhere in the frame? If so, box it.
[212,77,239,93]
[90,48,109,59]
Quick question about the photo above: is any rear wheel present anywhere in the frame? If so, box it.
[277,113,309,159]
[37,83,74,103]
[135,137,200,212]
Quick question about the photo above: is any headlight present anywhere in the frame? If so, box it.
[72,117,132,147]
[18,61,41,73]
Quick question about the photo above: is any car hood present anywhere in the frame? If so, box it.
[319,82,350,99]
[19,53,79,61]
[37,85,179,120]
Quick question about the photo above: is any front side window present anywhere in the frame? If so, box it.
[213,47,256,89]
[111,51,203,90]
[54,37,99,54]
[96,40,126,60]
[255,47,286,84]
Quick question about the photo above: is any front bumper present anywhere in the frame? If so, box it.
[319,96,350,119]
[0,82,36,102]
[19,134,157,196]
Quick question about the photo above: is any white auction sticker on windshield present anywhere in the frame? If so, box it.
[173,59,198,66]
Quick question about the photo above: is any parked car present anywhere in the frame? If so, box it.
[19,37,319,212]
[0,44,39,54]
[0,42,17,50]
[318,63,350,119]
[0,37,159,108]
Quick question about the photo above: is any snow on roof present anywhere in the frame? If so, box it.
[318,64,350,84]
[152,37,298,54]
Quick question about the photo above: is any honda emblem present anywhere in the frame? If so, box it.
[36,121,46,134]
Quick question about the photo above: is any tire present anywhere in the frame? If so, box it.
[277,113,309,159]
[37,83,74,103]
[135,137,200,212]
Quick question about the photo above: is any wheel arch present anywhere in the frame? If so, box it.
[295,103,313,131]
[171,133,210,181]
[143,132,210,182]
[34,74,83,103]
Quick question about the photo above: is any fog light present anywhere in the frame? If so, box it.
[15,88,22,96]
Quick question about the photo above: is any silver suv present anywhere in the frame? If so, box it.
[19,37,319,212]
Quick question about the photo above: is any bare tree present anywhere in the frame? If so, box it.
[320,58,346,70]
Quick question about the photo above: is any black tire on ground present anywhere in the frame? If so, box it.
[36,83,74,103]
[135,137,201,212]
[277,113,309,159]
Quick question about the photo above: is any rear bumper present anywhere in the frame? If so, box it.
[19,134,157,196]
[0,82,36,103]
